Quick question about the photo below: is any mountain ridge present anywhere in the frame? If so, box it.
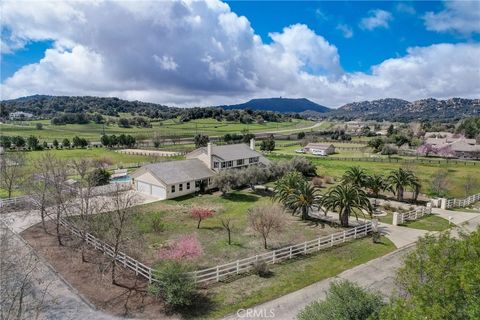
[220,97,331,114]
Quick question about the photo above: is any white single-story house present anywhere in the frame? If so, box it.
[9,111,34,120]
[131,159,215,200]
[303,143,335,156]
[132,139,269,199]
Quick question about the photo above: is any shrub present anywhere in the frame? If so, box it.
[298,280,384,320]
[89,168,111,186]
[149,262,197,309]
[158,235,203,261]
[252,261,271,278]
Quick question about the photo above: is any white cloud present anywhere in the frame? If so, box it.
[360,9,393,30]
[336,24,354,38]
[424,0,480,35]
[1,0,479,107]
[396,3,416,15]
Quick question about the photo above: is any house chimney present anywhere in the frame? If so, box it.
[207,143,212,169]
[250,138,255,151]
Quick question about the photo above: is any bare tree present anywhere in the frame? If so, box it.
[431,169,449,197]
[0,224,52,320]
[248,205,283,249]
[103,186,139,286]
[25,154,57,233]
[70,159,109,262]
[0,152,26,198]
[220,217,235,245]
[463,176,478,198]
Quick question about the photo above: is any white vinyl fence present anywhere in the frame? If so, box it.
[59,216,373,285]
[192,222,373,284]
[445,193,480,209]
[0,196,32,210]
[393,205,431,225]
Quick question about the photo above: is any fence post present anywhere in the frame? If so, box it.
[317,237,321,251]
[304,242,307,254]
[343,230,346,242]
[354,228,357,239]
[289,247,292,259]
[330,234,334,247]
[272,251,276,264]
[236,260,240,274]
[216,265,220,282]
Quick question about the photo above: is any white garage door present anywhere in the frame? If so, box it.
[151,185,166,199]
[136,181,151,194]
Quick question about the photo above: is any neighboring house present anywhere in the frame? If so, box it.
[303,143,335,156]
[131,159,215,200]
[9,111,34,120]
[424,137,480,159]
[185,139,269,172]
[132,139,268,199]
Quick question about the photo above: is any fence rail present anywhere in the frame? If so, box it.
[192,222,372,284]
[59,216,372,285]
[0,196,32,209]
[446,193,480,209]
[395,206,431,225]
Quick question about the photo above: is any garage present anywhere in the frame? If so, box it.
[151,185,166,199]
[136,181,151,194]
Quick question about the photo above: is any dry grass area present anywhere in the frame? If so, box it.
[21,221,171,319]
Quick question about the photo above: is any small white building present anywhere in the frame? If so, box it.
[303,143,335,156]
[9,111,34,120]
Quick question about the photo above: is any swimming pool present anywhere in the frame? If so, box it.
[110,175,132,183]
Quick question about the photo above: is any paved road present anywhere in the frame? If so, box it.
[223,244,415,320]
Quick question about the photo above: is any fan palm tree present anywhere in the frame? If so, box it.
[341,167,368,188]
[273,171,304,208]
[387,168,419,202]
[320,184,373,227]
[284,180,320,220]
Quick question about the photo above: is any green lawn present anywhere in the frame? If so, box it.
[0,118,314,141]
[87,190,343,268]
[206,236,395,318]
[403,215,451,231]
[267,154,480,198]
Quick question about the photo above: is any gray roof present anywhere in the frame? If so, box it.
[305,143,334,149]
[141,159,215,185]
[192,143,263,161]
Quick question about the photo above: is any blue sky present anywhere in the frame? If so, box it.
[1,0,479,107]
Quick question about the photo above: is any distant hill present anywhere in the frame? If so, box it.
[330,98,480,121]
[221,98,331,114]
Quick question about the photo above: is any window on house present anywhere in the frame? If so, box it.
[213,162,219,168]
[179,184,183,191]
[221,162,226,168]
[171,185,175,193]
[237,159,244,166]
[195,181,200,188]
[187,182,190,190]
[227,161,233,167]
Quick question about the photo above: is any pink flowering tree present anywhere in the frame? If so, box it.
[417,143,434,157]
[158,235,203,261]
[436,145,455,158]
[191,207,215,229]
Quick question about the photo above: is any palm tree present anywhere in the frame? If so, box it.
[284,180,320,220]
[387,168,419,202]
[341,167,368,188]
[320,184,373,227]
[273,171,304,208]
[366,174,389,198]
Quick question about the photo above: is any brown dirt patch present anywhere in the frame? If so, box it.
[21,221,173,319]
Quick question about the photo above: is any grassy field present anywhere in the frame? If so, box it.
[0,118,314,141]
[206,236,395,318]
[267,154,480,198]
[402,215,451,231]
[87,190,343,268]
